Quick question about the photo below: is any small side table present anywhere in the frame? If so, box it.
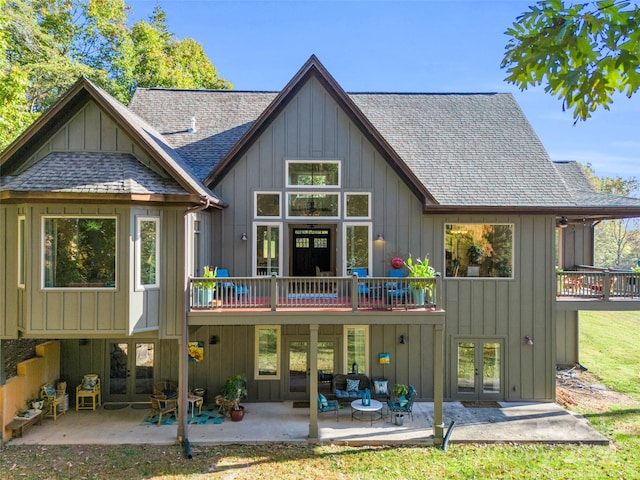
[187,394,203,418]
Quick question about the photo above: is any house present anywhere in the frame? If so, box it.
[2,55,640,444]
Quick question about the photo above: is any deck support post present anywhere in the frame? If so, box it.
[309,324,319,439]
[433,323,445,443]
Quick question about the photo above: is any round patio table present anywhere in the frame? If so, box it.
[350,399,383,425]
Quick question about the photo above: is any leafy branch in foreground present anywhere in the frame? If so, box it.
[502,0,640,122]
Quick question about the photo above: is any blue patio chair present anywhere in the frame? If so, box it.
[216,268,250,300]
[387,268,407,305]
[351,268,370,296]
[387,385,416,422]
[317,394,340,421]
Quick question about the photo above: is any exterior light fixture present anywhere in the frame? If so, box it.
[241,232,247,241]
[377,234,384,241]
[399,335,407,345]
[524,335,534,345]
[209,335,219,345]
[558,217,568,228]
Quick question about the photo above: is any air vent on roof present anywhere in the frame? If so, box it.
[188,117,197,133]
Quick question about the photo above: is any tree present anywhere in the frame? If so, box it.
[581,163,640,267]
[0,1,231,150]
[502,1,640,122]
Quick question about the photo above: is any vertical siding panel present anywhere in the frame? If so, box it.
[519,216,535,399]
[324,93,337,157]
[51,127,68,150]
[68,112,84,150]
[312,80,324,155]
[101,110,117,151]
[84,102,100,151]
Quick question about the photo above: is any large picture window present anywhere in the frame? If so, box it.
[287,193,340,218]
[445,223,514,278]
[255,192,281,218]
[136,217,159,289]
[255,325,281,379]
[286,160,340,187]
[43,216,116,288]
[344,223,371,275]
[255,223,281,276]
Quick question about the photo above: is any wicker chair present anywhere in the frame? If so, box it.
[153,381,177,398]
[148,394,177,425]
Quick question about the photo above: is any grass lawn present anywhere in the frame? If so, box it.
[1,312,639,479]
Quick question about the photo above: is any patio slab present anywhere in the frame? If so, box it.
[6,401,608,446]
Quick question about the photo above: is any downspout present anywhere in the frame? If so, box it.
[180,196,211,458]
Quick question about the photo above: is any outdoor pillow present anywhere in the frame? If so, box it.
[346,378,360,392]
[373,380,388,395]
[82,375,98,389]
[398,395,408,407]
[318,394,328,408]
[335,389,349,398]
[45,385,56,396]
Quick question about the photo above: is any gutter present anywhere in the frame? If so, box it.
[179,196,212,458]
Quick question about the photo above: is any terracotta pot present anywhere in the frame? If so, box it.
[230,406,245,422]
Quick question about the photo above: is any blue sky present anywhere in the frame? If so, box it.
[128,0,639,180]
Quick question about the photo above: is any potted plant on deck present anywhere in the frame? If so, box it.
[404,255,436,306]
[222,374,247,421]
[193,266,217,308]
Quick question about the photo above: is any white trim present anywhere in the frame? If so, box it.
[18,216,25,288]
[285,192,340,219]
[343,325,369,375]
[253,222,283,277]
[444,222,515,280]
[344,192,371,219]
[255,325,281,380]
[285,159,341,188]
[135,216,160,290]
[254,191,282,219]
[41,215,118,290]
[342,222,372,276]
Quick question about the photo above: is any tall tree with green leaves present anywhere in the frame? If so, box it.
[502,1,640,122]
[0,0,230,151]
[582,163,640,267]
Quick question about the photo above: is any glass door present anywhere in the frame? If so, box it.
[286,339,309,400]
[455,339,502,400]
[107,341,155,402]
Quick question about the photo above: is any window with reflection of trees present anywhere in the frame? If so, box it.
[445,224,513,278]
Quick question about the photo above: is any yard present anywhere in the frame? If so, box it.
[1,312,638,479]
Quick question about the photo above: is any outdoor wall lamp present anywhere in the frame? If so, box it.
[399,335,407,345]
[558,216,568,228]
[377,233,384,241]
[240,232,247,241]
[524,335,534,346]
[209,335,219,345]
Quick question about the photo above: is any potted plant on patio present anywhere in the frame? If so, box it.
[404,255,436,305]
[222,374,247,421]
[193,266,217,307]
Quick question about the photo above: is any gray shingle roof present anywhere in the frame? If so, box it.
[0,152,189,195]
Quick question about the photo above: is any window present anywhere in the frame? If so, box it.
[345,193,370,218]
[286,160,340,187]
[43,216,116,288]
[445,223,514,278]
[255,325,281,379]
[344,223,371,275]
[255,192,281,218]
[287,193,340,218]
[255,223,281,276]
[18,216,25,287]
[136,217,159,289]
[344,325,369,374]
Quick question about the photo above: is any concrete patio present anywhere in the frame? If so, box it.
[6,400,608,447]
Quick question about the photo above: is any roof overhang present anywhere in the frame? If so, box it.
[424,204,640,221]
[0,191,203,206]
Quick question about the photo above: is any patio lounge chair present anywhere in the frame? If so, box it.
[317,393,340,421]
[217,268,250,300]
[386,268,407,305]
[387,385,417,422]
[351,268,370,296]
[148,394,177,425]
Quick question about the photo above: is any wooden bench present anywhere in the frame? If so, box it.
[6,410,43,438]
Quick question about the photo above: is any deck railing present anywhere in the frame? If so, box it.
[557,270,640,299]
[189,274,441,311]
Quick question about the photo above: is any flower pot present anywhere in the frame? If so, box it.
[394,414,404,426]
[31,400,44,410]
[230,405,245,422]
[194,287,216,307]
[411,288,425,306]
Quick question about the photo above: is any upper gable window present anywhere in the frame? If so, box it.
[255,192,281,218]
[445,223,514,279]
[287,193,340,218]
[345,193,370,218]
[286,161,340,187]
[43,216,117,289]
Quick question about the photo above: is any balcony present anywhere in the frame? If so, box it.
[556,268,640,311]
[188,274,442,312]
